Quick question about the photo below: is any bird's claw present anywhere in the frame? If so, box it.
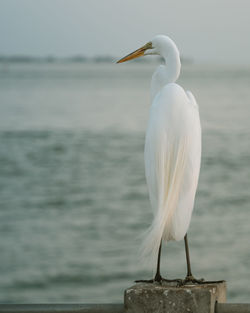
[178,275,224,286]
[135,275,182,286]
[178,275,205,286]
[135,275,225,287]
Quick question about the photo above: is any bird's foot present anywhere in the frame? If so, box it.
[135,273,182,285]
[179,275,225,286]
[179,275,205,286]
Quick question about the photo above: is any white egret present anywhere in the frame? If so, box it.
[117,35,203,284]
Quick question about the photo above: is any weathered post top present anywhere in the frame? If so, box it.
[124,281,226,313]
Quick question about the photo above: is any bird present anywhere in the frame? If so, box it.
[117,35,203,284]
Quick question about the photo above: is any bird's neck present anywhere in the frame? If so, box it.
[150,48,181,101]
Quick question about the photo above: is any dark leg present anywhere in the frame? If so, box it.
[181,234,224,285]
[135,240,182,284]
[135,241,162,283]
[154,241,162,282]
[181,234,204,284]
[184,234,194,279]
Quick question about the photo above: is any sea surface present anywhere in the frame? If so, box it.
[0,62,250,303]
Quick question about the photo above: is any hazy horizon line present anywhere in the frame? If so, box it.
[0,54,193,64]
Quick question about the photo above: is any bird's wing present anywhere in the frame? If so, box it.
[143,83,201,263]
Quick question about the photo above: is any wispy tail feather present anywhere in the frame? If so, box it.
[142,139,188,266]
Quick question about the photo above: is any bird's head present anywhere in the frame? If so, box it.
[116,35,174,63]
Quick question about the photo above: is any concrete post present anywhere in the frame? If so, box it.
[124,282,226,313]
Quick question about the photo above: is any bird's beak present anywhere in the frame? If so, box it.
[116,42,152,63]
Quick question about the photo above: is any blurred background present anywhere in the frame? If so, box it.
[0,0,250,304]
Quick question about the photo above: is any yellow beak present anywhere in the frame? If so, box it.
[117,42,152,63]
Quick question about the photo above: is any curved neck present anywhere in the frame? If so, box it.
[150,45,181,101]
[162,48,181,84]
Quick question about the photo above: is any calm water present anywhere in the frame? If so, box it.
[0,62,250,303]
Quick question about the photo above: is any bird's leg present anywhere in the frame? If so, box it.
[154,240,162,281]
[135,240,182,284]
[180,234,205,284]
[180,234,224,285]
[184,233,195,280]
[156,241,182,284]
[135,241,163,283]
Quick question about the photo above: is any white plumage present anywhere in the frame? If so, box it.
[143,83,201,264]
[117,35,201,277]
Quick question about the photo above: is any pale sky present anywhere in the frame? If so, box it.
[1,0,250,64]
